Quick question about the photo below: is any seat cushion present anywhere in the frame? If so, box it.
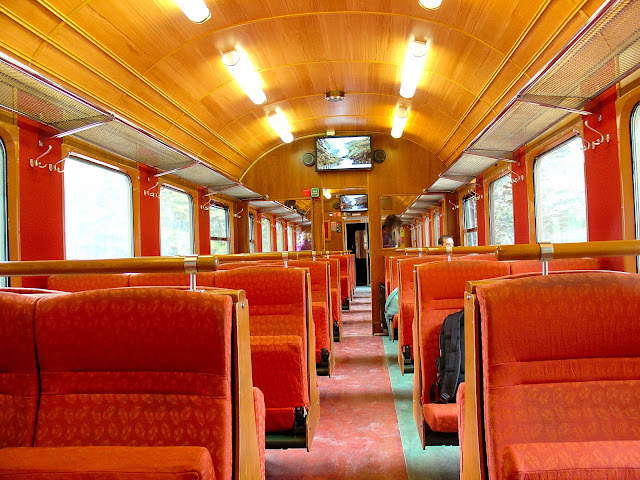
[503,441,640,480]
[423,403,458,433]
[253,388,266,480]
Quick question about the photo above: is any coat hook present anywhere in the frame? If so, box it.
[50,158,65,173]
[144,180,160,198]
[30,144,52,169]
[584,120,609,148]
[233,207,244,218]
[509,172,524,184]
[572,129,590,151]
[448,200,458,210]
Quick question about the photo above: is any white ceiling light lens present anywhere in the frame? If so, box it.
[174,0,211,23]
[267,111,293,143]
[391,106,409,139]
[323,189,332,200]
[222,49,267,105]
[399,39,429,99]
[419,0,443,9]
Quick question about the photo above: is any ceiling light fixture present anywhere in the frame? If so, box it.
[325,90,345,102]
[391,105,409,139]
[323,189,332,200]
[222,49,267,105]
[418,0,443,9]
[399,39,429,99]
[174,0,211,23]
[267,110,293,143]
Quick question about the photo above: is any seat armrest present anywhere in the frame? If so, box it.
[0,446,214,480]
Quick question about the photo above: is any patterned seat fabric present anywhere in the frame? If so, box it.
[214,267,309,433]
[128,272,216,287]
[477,272,640,480]
[33,288,234,480]
[0,292,45,448]
[508,257,599,275]
[47,274,131,292]
[415,260,511,432]
[253,388,266,480]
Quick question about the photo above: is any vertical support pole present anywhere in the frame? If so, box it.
[184,255,198,291]
[282,251,289,268]
[539,243,554,276]
[446,245,453,262]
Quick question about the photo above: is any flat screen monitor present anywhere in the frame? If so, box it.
[315,136,372,171]
[340,194,368,213]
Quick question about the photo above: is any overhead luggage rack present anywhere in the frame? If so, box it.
[430,0,640,192]
[400,194,443,221]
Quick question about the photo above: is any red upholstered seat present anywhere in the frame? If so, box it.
[47,274,130,292]
[128,272,216,287]
[422,403,458,433]
[253,388,266,480]
[214,267,311,433]
[0,291,47,448]
[415,260,510,439]
[477,272,640,480]
[508,257,599,275]
[33,288,235,480]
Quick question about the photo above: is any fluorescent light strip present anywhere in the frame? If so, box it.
[267,111,293,143]
[174,0,211,23]
[391,106,409,139]
[399,40,429,99]
[419,0,443,9]
[222,49,267,105]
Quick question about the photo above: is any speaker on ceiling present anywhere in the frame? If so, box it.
[373,149,386,163]
[333,202,341,210]
[302,152,316,167]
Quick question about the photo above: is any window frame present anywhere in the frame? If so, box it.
[630,102,640,271]
[209,203,230,254]
[261,216,272,252]
[432,209,441,244]
[63,154,135,260]
[276,220,284,251]
[249,212,255,253]
[488,173,515,245]
[532,135,587,244]
[160,184,195,256]
[461,193,478,246]
[0,137,7,286]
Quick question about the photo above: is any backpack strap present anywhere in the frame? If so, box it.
[439,310,463,403]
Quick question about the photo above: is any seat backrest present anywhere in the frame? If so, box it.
[476,272,640,480]
[416,260,511,396]
[47,274,130,292]
[33,288,235,480]
[0,291,48,448]
[128,272,216,287]
[507,257,599,275]
[289,260,329,301]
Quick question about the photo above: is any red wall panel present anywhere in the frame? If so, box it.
[476,176,486,246]
[198,187,211,255]
[18,118,64,288]
[138,163,160,256]
[512,148,529,244]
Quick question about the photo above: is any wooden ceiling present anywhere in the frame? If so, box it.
[0,0,605,181]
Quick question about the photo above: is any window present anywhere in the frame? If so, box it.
[489,174,515,245]
[287,224,295,251]
[462,195,478,246]
[276,221,284,251]
[249,213,255,253]
[160,186,194,255]
[210,204,230,254]
[0,139,7,286]
[631,103,640,270]
[261,217,271,252]
[64,157,133,260]
[424,217,431,247]
[534,136,587,243]
[433,210,441,243]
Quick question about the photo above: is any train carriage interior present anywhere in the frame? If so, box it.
[1,0,640,479]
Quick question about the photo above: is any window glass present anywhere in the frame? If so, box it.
[489,174,515,245]
[631,103,640,271]
[261,217,272,252]
[0,139,7,286]
[287,224,294,251]
[64,156,133,260]
[534,136,587,243]
[462,195,478,246]
[433,210,441,243]
[424,217,430,247]
[249,213,255,253]
[210,204,230,254]
[276,221,284,251]
[160,186,194,255]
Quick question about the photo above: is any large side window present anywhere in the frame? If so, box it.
[0,139,7,286]
[433,210,440,243]
[210,204,230,254]
[261,217,272,252]
[631,103,640,271]
[424,217,431,247]
[462,195,478,246]
[534,136,587,243]
[287,224,295,251]
[489,174,515,245]
[64,156,133,260]
[160,186,194,255]
[276,221,284,251]
[249,213,255,253]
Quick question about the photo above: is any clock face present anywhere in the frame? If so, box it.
[303,153,316,166]
[373,149,386,163]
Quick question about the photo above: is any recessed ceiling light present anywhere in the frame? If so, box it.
[267,110,293,143]
[391,105,409,139]
[325,90,345,102]
[400,39,429,99]
[221,49,267,105]
[419,0,443,10]
[174,0,211,23]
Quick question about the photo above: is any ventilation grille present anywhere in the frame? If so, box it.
[428,178,465,193]
[0,55,111,132]
[176,163,237,190]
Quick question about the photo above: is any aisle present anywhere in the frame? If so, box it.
[265,286,408,479]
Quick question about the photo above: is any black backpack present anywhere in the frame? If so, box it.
[430,310,465,403]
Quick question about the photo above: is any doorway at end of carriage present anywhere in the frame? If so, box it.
[345,219,370,286]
